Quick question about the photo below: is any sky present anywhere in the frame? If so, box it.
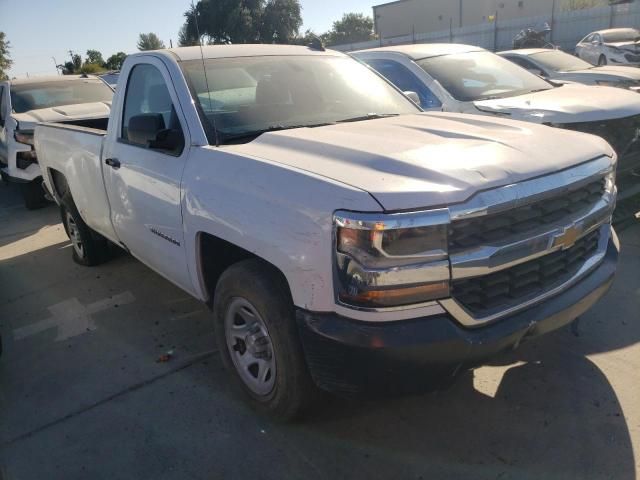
[1,0,373,78]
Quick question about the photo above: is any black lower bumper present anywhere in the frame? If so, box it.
[296,238,619,395]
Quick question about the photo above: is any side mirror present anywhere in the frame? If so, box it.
[128,113,184,153]
[128,113,165,146]
[403,91,421,107]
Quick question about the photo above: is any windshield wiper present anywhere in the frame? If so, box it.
[336,113,400,123]
[221,122,335,144]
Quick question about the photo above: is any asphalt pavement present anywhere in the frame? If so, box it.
[0,181,638,480]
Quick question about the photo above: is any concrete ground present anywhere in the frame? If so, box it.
[0,182,638,480]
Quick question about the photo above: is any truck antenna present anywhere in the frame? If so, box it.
[191,1,220,146]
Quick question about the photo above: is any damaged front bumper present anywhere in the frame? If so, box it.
[296,235,619,396]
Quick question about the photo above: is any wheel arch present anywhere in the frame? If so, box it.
[196,231,293,309]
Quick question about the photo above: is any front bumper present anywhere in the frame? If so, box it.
[296,236,618,395]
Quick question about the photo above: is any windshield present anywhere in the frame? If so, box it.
[180,55,420,144]
[416,51,552,102]
[602,28,640,43]
[10,79,113,113]
[530,50,593,72]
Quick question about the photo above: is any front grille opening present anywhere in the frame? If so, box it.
[449,179,605,253]
[451,229,600,318]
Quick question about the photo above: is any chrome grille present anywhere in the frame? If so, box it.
[448,178,605,252]
[451,229,600,317]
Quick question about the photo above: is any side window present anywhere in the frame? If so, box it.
[582,34,593,44]
[121,64,185,155]
[365,59,442,109]
[0,87,6,126]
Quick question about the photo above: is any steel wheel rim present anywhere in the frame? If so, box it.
[224,297,276,396]
[66,212,85,258]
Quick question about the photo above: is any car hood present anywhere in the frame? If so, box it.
[474,84,640,122]
[13,101,111,130]
[226,113,613,211]
[605,41,640,52]
[559,65,640,81]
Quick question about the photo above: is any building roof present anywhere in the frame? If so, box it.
[353,43,486,60]
[151,44,343,62]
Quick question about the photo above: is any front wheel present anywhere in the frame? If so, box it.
[213,259,317,421]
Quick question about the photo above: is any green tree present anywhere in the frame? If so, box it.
[85,49,105,66]
[0,32,13,80]
[261,0,303,43]
[137,32,165,51]
[105,52,127,70]
[324,13,375,46]
[179,0,302,45]
[58,53,82,75]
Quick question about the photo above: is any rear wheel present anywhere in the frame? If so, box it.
[60,192,110,266]
[20,179,46,210]
[213,259,317,421]
[598,55,607,66]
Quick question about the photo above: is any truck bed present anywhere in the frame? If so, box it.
[35,122,118,242]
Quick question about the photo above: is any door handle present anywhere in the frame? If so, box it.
[105,158,121,169]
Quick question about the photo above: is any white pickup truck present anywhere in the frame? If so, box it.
[35,45,619,419]
[0,75,114,208]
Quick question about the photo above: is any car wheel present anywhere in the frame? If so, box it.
[60,192,110,266]
[598,55,607,66]
[20,179,47,210]
[213,258,318,421]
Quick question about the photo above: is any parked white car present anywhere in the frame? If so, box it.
[575,28,640,66]
[0,75,113,208]
[353,44,640,199]
[499,48,640,90]
[35,45,619,419]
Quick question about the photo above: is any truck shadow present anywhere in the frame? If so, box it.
[294,338,636,479]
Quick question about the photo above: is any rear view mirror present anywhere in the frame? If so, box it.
[403,91,421,107]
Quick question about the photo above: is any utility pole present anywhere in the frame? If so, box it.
[68,50,74,63]
[493,10,499,52]
[170,39,173,48]
[52,57,59,75]
[550,0,556,44]
[459,0,463,28]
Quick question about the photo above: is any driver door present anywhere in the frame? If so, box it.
[102,58,195,295]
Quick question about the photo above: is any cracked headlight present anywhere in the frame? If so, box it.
[333,210,450,309]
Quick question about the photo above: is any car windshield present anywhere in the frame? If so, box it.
[530,50,594,72]
[602,29,640,43]
[416,51,553,102]
[10,79,113,113]
[180,55,420,144]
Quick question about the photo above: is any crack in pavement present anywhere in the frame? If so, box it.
[1,350,218,449]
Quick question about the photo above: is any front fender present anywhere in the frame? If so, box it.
[181,146,382,312]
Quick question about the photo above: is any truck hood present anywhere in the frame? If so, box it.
[13,101,111,130]
[227,113,614,211]
[474,84,640,123]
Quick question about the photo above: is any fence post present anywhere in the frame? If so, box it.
[493,10,499,52]
[550,0,556,44]
[449,18,453,43]
[609,4,614,29]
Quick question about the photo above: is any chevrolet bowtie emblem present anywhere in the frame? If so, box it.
[553,225,581,250]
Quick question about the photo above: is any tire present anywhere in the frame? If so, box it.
[213,259,318,421]
[598,55,607,66]
[20,179,47,210]
[59,192,110,266]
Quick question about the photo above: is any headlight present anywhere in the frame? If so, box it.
[14,131,35,146]
[334,210,450,309]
